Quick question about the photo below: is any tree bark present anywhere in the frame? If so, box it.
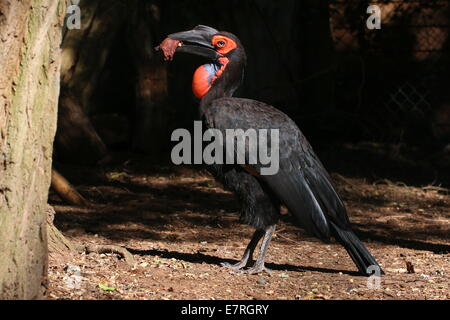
[0,0,65,299]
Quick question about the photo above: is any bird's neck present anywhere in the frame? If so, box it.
[198,58,245,117]
[199,82,232,115]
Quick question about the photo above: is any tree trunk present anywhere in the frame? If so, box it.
[128,0,169,154]
[54,87,108,164]
[54,0,128,163]
[61,0,126,113]
[0,0,65,299]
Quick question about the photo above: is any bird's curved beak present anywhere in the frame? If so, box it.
[159,25,220,60]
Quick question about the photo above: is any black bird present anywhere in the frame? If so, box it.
[158,25,383,276]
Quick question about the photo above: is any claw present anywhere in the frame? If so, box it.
[221,261,247,272]
[221,261,272,274]
[240,265,272,275]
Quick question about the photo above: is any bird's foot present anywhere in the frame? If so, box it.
[220,261,248,272]
[238,264,272,275]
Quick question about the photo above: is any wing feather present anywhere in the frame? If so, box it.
[205,97,352,239]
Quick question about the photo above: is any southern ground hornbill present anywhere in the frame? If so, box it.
[158,25,383,276]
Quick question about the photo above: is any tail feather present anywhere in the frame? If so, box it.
[260,162,384,276]
[330,222,384,276]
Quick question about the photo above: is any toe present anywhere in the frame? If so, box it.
[245,265,272,274]
[221,261,245,271]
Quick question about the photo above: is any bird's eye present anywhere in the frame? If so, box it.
[217,40,226,48]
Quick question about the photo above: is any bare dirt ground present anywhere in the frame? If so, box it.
[47,145,450,300]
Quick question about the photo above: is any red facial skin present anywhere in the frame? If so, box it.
[192,65,214,99]
[192,57,230,99]
[159,35,236,98]
[211,35,237,55]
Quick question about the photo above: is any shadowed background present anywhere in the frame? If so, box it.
[54,0,450,187]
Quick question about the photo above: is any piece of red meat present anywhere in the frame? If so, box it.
[157,38,180,61]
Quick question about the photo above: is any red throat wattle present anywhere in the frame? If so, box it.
[192,57,229,99]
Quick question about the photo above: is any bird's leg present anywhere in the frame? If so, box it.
[240,224,276,274]
[221,229,264,271]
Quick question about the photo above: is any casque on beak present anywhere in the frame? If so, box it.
[158,25,220,61]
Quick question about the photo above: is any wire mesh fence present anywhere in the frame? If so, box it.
[329,0,450,142]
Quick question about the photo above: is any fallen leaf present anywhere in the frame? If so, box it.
[99,283,116,291]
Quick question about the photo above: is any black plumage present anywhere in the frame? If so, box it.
[161,25,383,276]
